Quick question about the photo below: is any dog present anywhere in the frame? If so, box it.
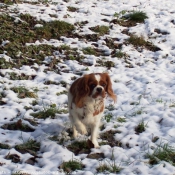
[68,73,116,148]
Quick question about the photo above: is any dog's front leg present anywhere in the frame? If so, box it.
[72,125,78,138]
[73,115,87,136]
[90,122,100,148]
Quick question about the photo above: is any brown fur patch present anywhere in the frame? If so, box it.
[93,104,104,116]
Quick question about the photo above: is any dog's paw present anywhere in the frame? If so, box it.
[80,127,87,135]
[94,145,100,149]
[72,126,78,138]
[94,144,100,148]
[73,130,78,138]
[92,140,100,148]
[77,125,87,135]
[74,123,87,136]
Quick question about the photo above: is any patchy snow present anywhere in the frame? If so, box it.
[0,0,175,174]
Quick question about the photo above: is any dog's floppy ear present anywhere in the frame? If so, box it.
[103,73,117,102]
[70,75,90,108]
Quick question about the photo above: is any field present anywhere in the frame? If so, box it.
[0,0,175,174]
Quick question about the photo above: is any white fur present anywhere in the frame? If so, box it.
[92,85,104,99]
[92,74,104,98]
[68,91,104,148]
[95,74,101,82]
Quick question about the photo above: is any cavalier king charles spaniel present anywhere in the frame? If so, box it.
[68,73,116,148]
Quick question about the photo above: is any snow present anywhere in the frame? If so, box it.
[0,0,175,174]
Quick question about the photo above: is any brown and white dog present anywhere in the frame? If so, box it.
[68,73,116,148]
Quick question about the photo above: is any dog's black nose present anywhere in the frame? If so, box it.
[97,87,102,93]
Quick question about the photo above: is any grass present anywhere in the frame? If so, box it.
[31,105,68,119]
[31,100,38,106]
[0,44,60,69]
[130,101,139,105]
[115,50,128,58]
[67,140,91,155]
[35,20,75,39]
[0,91,5,99]
[104,113,113,122]
[97,163,112,173]
[97,150,122,173]
[15,139,40,156]
[0,14,75,68]
[97,60,115,68]
[147,142,175,166]
[170,102,175,108]
[114,10,127,19]
[58,45,84,62]
[135,119,148,134]
[44,80,60,85]
[23,118,38,126]
[111,10,148,27]
[115,50,125,58]
[132,108,145,116]
[97,161,122,174]
[90,25,109,36]
[127,35,161,51]
[67,6,78,12]
[100,130,122,147]
[82,47,96,55]
[128,35,148,47]
[22,44,59,65]
[105,104,115,111]
[3,72,36,80]
[1,119,35,132]
[1,0,14,5]
[127,11,148,23]
[117,117,126,123]
[0,58,14,69]
[112,10,147,27]
[0,143,11,149]
[156,98,164,103]
[56,90,67,96]
[59,44,71,50]
[11,86,37,99]
[3,0,50,5]
[11,172,24,175]
[60,81,67,87]
[60,158,84,174]
[7,72,21,80]
[49,135,65,145]
[36,21,72,40]
[103,61,115,68]
[49,131,70,145]
[5,152,20,163]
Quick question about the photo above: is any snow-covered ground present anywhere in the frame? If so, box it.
[0,0,175,174]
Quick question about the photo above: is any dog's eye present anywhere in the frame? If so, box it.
[90,84,96,88]
[102,83,106,87]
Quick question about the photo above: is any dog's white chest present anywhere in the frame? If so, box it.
[71,97,104,121]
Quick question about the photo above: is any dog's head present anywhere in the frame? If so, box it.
[70,73,116,108]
